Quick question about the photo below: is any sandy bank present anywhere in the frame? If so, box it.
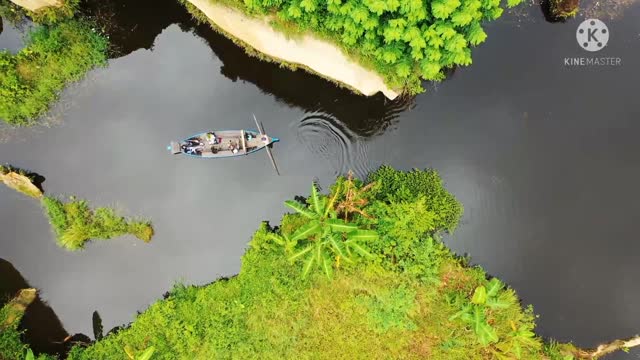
[186,0,399,100]
[9,0,60,12]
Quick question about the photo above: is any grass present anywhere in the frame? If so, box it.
[0,165,43,198]
[66,167,581,360]
[0,19,108,125]
[41,196,154,251]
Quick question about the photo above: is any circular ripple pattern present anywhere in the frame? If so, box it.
[296,113,372,179]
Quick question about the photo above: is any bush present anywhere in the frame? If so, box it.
[0,20,107,125]
[367,165,463,231]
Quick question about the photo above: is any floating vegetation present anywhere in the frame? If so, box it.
[41,196,154,251]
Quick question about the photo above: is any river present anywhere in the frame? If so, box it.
[1,0,639,357]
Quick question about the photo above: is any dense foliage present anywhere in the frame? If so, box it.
[204,0,522,94]
[367,165,463,231]
[64,167,577,359]
[0,20,107,125]
[41,196,153,251]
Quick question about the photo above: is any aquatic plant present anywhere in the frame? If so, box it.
[41,196,154,251]
[0,19,107,125]
[182,0,523,94]
[0,165,43,198]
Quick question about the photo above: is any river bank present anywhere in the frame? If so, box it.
[182,0,399,99]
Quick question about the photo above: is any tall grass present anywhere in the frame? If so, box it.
[41,196,154,251]
[0,19,107,125]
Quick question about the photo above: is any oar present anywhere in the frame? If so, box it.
[253,113,280,176]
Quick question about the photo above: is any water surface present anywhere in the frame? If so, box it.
[1,2,640,358]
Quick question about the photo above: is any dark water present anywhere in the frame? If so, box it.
[1,0,640,357]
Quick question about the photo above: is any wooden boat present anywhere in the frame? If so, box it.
[168,115,281,175]
[168,130,278,158]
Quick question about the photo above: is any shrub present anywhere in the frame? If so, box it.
[367,165,463,231]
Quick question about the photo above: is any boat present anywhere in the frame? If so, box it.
[167,115,281,174]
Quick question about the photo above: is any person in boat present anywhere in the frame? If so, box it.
[206,132,218,145]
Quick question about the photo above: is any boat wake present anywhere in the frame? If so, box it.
[296,113,372,179]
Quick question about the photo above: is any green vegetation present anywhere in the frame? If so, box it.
[0,289,54,360]
[0,165,43,198]
[41,196,154,251]
[0,19,107,125]
[64,166,588,360]
[185,0,522,94]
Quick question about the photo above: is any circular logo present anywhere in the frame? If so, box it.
[576,19,609,52]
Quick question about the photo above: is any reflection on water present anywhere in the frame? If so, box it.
[79,0,415,138]
[191,23,416,137]
[296,113,372,178]
[0,259,68,357]
[80,0,192,58]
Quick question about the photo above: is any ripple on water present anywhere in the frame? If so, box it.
[296,112,373,179]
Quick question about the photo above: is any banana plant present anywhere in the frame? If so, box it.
[280,183,378,278]
[449,278,512,346]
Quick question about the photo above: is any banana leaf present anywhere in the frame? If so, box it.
[137,347,156,360]
[486,278,504,298]
[326,218,358,232]
[346,230,378,242]
[327,233,348,259]
[311,183,323,214]
[345,240,375,259]
[472,306,498,346]
[290,221,321,242]
[471,285,487,305]
[267,233,286,245]
[288,245,314,262]
[302,252,316,278]
[284,200,317,218]
[321,254,333,279]
[324,182,341,218]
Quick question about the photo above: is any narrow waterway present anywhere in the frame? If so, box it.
[1,0,639,357]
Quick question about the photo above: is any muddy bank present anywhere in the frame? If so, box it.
[184,0,399,100]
